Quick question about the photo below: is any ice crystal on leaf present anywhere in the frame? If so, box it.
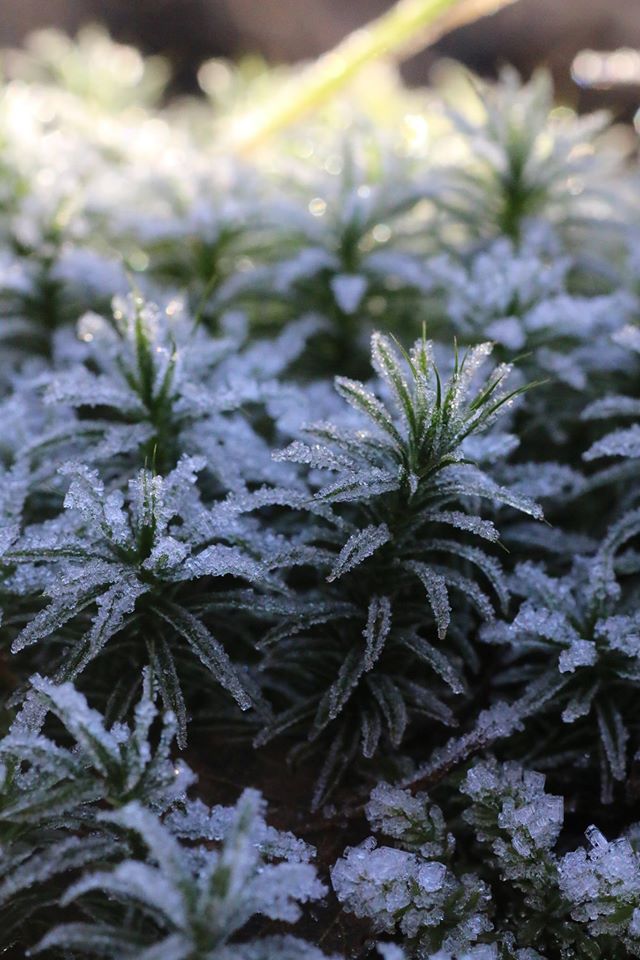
[332,836,490,953]
[332,781,492,956]
[461,759,563,890]
[366,783,455,861]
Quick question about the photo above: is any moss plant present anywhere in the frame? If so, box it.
[0,17,639,960]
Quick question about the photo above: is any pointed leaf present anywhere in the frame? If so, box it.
[404,561,450,640]
[327,524,390,583]
[152,603,251,711]
[363,596,392,670]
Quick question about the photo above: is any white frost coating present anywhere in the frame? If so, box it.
[6,452,265,734]
[462,758,564,859]
[596,615,640,659]
[559,827,640,945]
[40,289,309,493]
[42,790,329,959]
[332,792,492,950]
[405,561,450,640]
[29,676,121,772]
[327,523,390,582]
[584,424,640,462]
[614,324,640,354]
[401,702,524,793]
[481,550,640,787]
[366,783,454,860]
[274,440,351,471]
[165,796,314,863]
[557,639,597,674]
[420,511,500,543]
[428,949,499,960]
[363,596,393,670]
[428,235,568,337]
[377,945,407,960]
[10,672,194,810]
[502,461,583,500]
[331,839,435,932]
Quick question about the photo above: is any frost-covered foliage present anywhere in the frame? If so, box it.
[0,671,193,950]
[0,23,640,960]
[582,322,640,505]
[253,332,541,806]
[35,293,319,482]
[333,762,640,959]
[480,531,640,798]
[3,455,273,746]
[332,782,491,955]
[433,67,624,244]
[0,674,328,957]
[37,790,330,960]
[425,229,636,449]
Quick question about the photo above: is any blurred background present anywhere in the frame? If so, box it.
[1,0,640,118]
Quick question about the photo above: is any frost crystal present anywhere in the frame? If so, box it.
[559,827,640,949]
[333,782,492,955]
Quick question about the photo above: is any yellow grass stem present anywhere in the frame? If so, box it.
[228,0,519,152]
